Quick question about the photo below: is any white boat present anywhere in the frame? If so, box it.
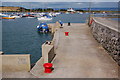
[79,12,83,14]
[55,12,61,15]
[38,12,46,16]
[67,8,75,12]
[0,13,9,17]
[37,16,52,21]
[65,12,69,14]
[48,13,53,17]
[48,12,61,17]
[37,17,52,21]
[11,15,21,18]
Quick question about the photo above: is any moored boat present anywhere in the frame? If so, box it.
[11,15,21,18]
[37,17,52,21]
[37,15,52,21]
[2,17,15,19]
[0,13,9,17]
[37,22,49,33]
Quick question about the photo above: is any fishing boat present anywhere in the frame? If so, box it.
[65,12,69,14]
[79,12,83,14]
[0,13,15,19]
[37,22,49,33]
[37,15,52,21]
[2,16,15,19]
[48,12,58,17]
[67,8,75,12]
[11,15,21,18]
[0,13,9,17]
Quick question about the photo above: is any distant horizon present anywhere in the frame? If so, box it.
[1,6,118,11]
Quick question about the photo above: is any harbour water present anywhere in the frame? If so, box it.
[2,18,53,64]
[2,13,119,64]
[2,13,89,64]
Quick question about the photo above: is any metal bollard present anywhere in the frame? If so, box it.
[65,32,69,36]
[68,22,71,26]
[43,63,53,73]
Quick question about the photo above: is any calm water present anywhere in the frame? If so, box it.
[2,13,89,64]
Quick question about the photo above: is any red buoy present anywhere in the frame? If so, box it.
[65,32,69,36]
[43,63,53,73]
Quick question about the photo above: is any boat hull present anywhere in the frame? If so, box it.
[37,17,52,21]
[37,24,49,33]
[2,17,15,19]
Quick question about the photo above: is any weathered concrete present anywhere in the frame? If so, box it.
[2,71,35,78]
[1,54,35,78]
[31,23,118,78]
[90,17,120,65]
[48,22,61,33]
[2,54,31,72]
[42,42,55,63]
[0,55,2,79]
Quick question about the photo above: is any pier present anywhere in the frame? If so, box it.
[1,18,119,78]
[30,23,118,78]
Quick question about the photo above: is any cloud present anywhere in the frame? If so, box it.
[77,3,83,4]
[1,0,120,2]
[93,2,100,4]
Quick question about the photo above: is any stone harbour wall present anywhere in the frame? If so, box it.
[90,17,120,65]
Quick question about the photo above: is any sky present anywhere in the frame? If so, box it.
[1,2,118,9]
[1,0,120,2]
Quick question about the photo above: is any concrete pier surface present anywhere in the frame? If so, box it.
[31,23,118,78]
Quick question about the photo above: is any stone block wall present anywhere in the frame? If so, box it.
[90,17,120,65]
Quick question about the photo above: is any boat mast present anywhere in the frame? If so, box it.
[88,0,92,24]
[42,2,44,12]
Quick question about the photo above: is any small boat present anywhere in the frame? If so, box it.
[2,16,15,19]
[11,15,21,18]
[79,12,83,14]
[37,22,49,33]
[0,13,9,17]
[0,13,15,19]
[48,12,58,17]
[37,15,52,21]
[65,12,69,14]
[37,17,52,21]
[67,8,75,12]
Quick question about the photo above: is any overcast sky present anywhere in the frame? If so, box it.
[1,0,120,2]
[1,2,118,8]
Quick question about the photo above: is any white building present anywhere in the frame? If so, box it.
[67,8,75,12]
